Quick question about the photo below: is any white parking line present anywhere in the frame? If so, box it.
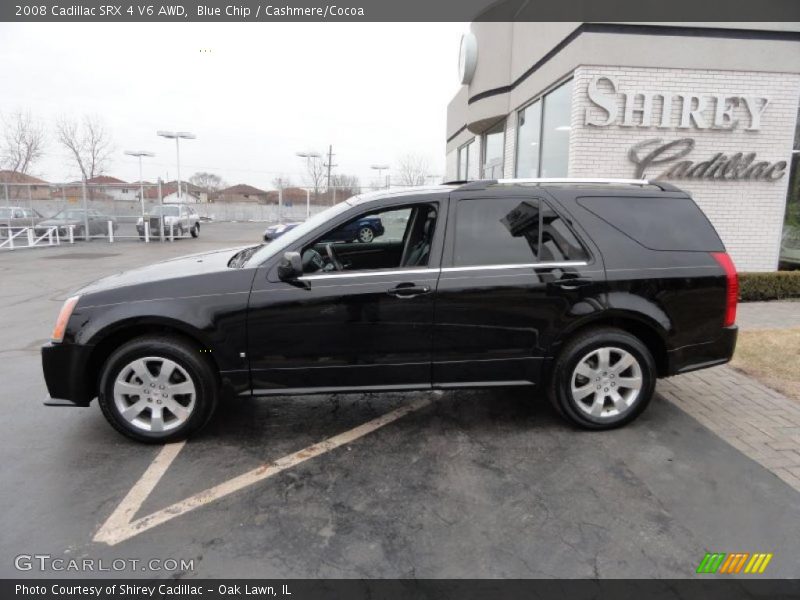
[94,396,431,546]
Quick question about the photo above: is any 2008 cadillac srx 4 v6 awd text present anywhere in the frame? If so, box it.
[42,179,738,442]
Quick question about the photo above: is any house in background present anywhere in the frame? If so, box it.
[142,181,207,203]
[84,175,138,201]
[218,184,269,204]
[0,170,51,200]
[265,186,308,207]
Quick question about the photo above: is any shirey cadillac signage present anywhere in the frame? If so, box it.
[584,75,788,181]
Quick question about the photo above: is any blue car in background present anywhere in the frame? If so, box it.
[264,215,384,243]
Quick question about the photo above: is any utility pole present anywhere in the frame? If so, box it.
[324,144,337,193]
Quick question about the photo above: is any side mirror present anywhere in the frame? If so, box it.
[277,251,303,280]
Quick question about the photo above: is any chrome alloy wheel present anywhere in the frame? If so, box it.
[358,227,374,243]
[113,356,196,433]
[570,347,643,419]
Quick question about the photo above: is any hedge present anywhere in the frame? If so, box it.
[739,271,800,302]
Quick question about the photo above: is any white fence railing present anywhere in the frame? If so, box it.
[0,226,64,250]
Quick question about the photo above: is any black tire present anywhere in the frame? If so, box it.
[190,223,200,238]
[547,327,656,430]
[98,335,219,443]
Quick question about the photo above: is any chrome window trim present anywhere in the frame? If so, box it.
[298,268,440,281]
[295,261,588,281]
[442,261,588,273]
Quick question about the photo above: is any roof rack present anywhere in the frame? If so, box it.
[491,178,679,192]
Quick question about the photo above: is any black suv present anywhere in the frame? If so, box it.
[42,179,738,442]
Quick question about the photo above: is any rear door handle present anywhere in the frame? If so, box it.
[554,278,593,290]
[387,284,431,298]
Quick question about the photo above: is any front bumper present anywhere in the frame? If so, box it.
[41,342,95,406]
[667,326,738,375]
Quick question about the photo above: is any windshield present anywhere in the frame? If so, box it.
[151,205,180,216]
[0,208,11,219]
[245,202,352,266]
[53,209,86,220]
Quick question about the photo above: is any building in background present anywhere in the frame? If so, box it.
[445,23,800,271]
[218,184,269,204]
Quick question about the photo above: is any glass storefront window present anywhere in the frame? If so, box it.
[780,105,800,270]
[481,120,505,178]
[467,139,480,180]
[540,79,573,177]
[515,78,573,178]
[516,100,542,178]
[458,143,469,180]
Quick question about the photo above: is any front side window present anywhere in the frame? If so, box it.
[481,120,505,178]
[454,197,587,267]
[302,203,438,274]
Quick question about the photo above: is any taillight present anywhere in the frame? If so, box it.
[711,252,738,327]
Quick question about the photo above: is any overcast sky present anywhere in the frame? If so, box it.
[0,22,468,190]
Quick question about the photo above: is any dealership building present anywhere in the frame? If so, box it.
[445,23,800,271]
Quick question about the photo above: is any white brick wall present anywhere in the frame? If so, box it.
[570,65,800,272]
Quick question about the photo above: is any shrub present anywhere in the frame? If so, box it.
[739,271,800,302]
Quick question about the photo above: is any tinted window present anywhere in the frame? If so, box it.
[577,196,724,252]
[541,203,588,262]
[454,198,541,266]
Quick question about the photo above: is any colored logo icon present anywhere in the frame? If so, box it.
[696,552,773,574]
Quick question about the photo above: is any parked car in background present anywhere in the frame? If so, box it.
[263,215,383,243]
[779,225,800,269]
[137,204,200,239]
[42,179,738,442]
[35,209,117,238]
[0,206,44,238]
[263,222,301,241]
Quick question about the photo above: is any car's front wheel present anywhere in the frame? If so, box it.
[98,336,218,443]
[548,327,656,430]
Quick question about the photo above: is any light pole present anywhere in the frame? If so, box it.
[124,150,155,217]
[371,164,389,189]
[296,151,321,216]
[157,131,195,201]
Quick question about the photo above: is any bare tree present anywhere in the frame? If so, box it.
[330,173,360,200]
[1,110,46,177]
[396,154,430,187]
[189,171,227,201]
[55,115,114,181]
[300,152,326,200]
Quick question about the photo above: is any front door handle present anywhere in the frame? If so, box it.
[387,283,431,298]
[554,278,592,290]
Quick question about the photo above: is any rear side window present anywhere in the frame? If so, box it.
[454,197,588,266]
[577,196,724,252]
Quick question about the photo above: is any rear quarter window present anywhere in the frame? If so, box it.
[576,195,724,252]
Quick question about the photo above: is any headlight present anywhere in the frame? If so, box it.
[51,295,80,343]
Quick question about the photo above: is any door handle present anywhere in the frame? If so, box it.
[554,278,592,290]
[387,284,431,298]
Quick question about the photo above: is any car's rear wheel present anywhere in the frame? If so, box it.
[357,226,374,243]
[191,223,200,238]
[98,336,218,443]
[547,327,656,430]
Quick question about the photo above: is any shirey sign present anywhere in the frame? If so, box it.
[584,75,788,181]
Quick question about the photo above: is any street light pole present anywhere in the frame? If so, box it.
[296,151,322,215]
[370,164,389,190]
[124,150,155,217]
[157,131,196,202]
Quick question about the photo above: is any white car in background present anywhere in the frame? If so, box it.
[136,204,200,239]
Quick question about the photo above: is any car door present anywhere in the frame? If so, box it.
[432,190,603,387]
[246,197,446,393]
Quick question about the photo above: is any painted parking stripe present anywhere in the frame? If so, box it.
[94,396,430,546]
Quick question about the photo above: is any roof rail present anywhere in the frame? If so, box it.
[492,177,680,192]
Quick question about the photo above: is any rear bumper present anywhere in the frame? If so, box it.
[41,342,95,406]
[667,326,738,375]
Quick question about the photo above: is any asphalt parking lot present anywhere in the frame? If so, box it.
[2,222,800,578]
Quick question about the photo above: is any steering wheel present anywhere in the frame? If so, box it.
[301,248,325,273]
[324,243,344,271]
